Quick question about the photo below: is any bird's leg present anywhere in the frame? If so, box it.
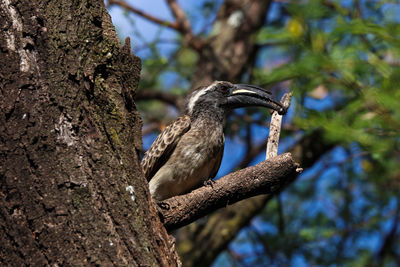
[204,178,215,188]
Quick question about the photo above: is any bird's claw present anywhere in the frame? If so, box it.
[157,201,170,210]
[155,201,170,223]
[204,179,215,188]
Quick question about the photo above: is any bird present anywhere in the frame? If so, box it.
[141,81,285,201]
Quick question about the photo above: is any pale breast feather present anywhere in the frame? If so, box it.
[141,115,191,181]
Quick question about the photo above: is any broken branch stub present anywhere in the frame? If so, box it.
[266,92,292,159]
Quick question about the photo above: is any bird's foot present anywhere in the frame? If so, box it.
[204,179,215,188]
[157,201,170,210]
[155,201,170,223]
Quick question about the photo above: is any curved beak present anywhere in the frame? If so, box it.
[225,84,286,115]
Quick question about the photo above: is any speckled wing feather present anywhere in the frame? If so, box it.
[210,135,224,180]
[141,115,191,181]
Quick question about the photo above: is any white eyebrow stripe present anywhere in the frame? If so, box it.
[187,84,214,114]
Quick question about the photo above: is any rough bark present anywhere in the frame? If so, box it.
[0,0,178,265]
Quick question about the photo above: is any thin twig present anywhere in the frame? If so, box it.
[266,92,292,159]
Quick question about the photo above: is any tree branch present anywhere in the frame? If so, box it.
[135,90,183,108]
[165,0,191,34]
[176,129,335,266]
[108,0,180,31]
[164,0,205,51]
[108,0,205,51]
[162,153,300,231]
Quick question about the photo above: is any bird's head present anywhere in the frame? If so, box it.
[185,81,286,118]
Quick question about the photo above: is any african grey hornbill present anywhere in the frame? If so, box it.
[141,81,285,201]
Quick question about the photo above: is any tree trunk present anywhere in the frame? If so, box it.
[0,0,178,265]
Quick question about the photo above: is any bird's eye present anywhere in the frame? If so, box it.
[220,85,230,94]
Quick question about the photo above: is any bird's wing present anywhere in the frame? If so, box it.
[141,115,191,181]
[210,134,225,179]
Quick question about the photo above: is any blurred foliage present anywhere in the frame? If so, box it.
[236,1,400,266]
[111,0,400,266]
